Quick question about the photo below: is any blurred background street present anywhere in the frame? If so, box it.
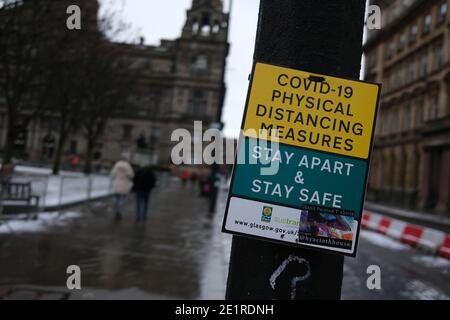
[1,177,449,300]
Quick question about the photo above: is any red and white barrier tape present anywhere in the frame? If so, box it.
[361,211,450,260]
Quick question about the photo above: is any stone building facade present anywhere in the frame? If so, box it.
[364,0,450,215]
[0,0,229,169]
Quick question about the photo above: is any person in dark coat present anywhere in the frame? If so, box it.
[207,166,221,214]
[133,166,157,221]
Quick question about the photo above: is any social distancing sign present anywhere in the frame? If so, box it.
[222,62,381,256]
[243,63,379,159]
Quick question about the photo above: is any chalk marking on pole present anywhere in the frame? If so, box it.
[269,254,311,299]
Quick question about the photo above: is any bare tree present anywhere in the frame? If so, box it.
[44,1,130,174]
[1,0,140,174]
[0,0,54,164]
[79,7,140,174]
[46,21,104,174]
[80,43,137,174]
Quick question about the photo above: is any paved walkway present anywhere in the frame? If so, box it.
[1,177,448,300]
[365,201,450,233]
[0,177,231,300]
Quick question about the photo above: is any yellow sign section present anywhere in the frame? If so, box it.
[243,63,380,159]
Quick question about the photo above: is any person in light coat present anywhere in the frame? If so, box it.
[110,160,134,220]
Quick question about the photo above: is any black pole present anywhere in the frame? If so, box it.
[209,1,233,216]
[216,0,232,124]
[225,0,366,300]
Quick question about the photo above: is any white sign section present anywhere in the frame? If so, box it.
[225,197,357,255]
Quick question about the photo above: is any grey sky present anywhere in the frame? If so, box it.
[101,0,260,138]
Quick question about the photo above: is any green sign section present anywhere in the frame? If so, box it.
[232,137,367,217]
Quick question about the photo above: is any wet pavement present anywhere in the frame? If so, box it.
[342,229,450,299]
[0,177,231,299]
[0,176,449,300]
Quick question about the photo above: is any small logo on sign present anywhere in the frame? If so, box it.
[261,206,273,223]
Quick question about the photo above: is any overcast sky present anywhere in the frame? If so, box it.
[100,0,259,138]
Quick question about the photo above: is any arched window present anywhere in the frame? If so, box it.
[200,12,211,36]
[429,93,439,120]
[191,90,207,115]
[212,21,220,33]
[192,54,208,71]
[201,24,211,36]
[192,20,199,34]
[402,105,410,131]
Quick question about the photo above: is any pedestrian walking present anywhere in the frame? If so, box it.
[190,171,197,184]
[207,167,221,214]
[132,166,157,222]
[70,154,81,170]
[110,159,134,220]
[180,169,189,185]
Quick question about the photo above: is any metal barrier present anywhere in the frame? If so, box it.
[5,171,111,210]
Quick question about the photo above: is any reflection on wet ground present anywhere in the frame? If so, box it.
[4,175,448,300]
[0,177,231,299]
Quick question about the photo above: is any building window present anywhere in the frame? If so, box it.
[387,41,396,58]
[401,66,405,86]
[384,72,391,92]
[423,14,432,34]
[438,2,448,24]
[122,124,132,140]
[153,91,161,114]
[398,33,407,51]
[193,101,205,115]
[191,90,206,115]
[429,94,439,120]
[192,54,208,71]
[390,72,395,90]
[381,114,387,136]
[151,126,160,139]
[407,60,415,82]
[212,21,220,33]
[391,110,398,133]
[433,44,443,70]
[415,98,424,128]
[395,66,404,87]
[419,52,428,77]
[201,24,211,36]
[402,106,410,131]
[192,19,199,34]
[409,24,418,43]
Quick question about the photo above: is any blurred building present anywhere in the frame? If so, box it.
[99,0,229,167]
[0,0,101,162]
[365,0,450,214]
[0,0,229,169]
